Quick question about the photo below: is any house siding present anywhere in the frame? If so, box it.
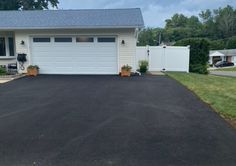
[233,56,236,64]
[12,28,137,73]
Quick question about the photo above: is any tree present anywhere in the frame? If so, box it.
[199,9,218,39]
[165,14,188,29]
[0,0,20,10]
[226,36,236,49]
[214,5,235,38]
[138,5,236,49]
[209,40,226,50]
[0,0,59,10]
[199,9,213,23]
[138,28,159,46]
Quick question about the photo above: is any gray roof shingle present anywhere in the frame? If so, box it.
[210,49,236,56]
[0,8,144,30]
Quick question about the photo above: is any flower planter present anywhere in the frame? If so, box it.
[121,69,131,77]
[121,64,132,77]
[27,68,38,76]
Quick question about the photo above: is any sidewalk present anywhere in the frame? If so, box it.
[209,71,236,77]
[0,74,25,84]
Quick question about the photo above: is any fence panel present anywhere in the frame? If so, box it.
[136,46,190,72]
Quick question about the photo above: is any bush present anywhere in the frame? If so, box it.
[190,64,208,74]
[139,60,149,73]
[0,67,7,75]
[175,38,210,74]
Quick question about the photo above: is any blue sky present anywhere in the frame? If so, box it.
[58,0,236,27]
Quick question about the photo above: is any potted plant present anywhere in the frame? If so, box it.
[121,64,132,77]
[27,65,39,76]
[139,60,149,73]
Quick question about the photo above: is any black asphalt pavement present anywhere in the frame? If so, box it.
[0,75,235,166]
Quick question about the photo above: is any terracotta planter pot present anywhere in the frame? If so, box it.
[121,69,131,77]
[27,68,39,76]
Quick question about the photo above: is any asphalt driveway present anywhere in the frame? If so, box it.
[0,75,235,166]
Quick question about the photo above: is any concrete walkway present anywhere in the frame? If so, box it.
[210,71,236,77]
[0,74,25,84]
[0,80,11,84]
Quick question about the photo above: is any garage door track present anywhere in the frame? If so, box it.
[0,75,235,166]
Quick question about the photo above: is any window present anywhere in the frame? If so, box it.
[0,37,15,58]
[0,38,6,56]
[54,37,72,42]
[76,37,94,43]
[33,38,51,43]
[97,37,115,43]
[8,37,14,56]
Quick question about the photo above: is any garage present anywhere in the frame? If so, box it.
[31,36,118,75]
[0,9,144,74]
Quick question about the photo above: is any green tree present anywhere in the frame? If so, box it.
[0,0,59,10]
[165,14,188,28]
[209,40,226,50]
[138,5,236,48]
[199,9,218,39]
[214,5,235,38]
[0,0,20,10]
[199,9,213,23]
[226,36,236,49]
[138,28,159,46]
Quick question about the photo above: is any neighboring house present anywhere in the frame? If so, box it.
[0,8,144,74]
[209,49,236,65]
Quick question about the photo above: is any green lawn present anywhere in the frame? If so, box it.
[167,72,236,119]
[215,67,236,71]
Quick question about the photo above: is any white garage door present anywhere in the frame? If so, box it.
[31,36,118,74]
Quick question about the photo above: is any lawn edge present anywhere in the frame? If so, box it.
[166,73,236,129]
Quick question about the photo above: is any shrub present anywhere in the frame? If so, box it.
[175,38,210,74]
[121,64,132,71]
[139,60,149,73]
[190,64,208,74]
[0,67,7,75]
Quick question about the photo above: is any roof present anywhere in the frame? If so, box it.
[0,8,144,30]
[210,49,236,57]
[209,51,225,57]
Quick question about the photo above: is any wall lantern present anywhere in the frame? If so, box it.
[20,40,25,45]
[121,40,125,45]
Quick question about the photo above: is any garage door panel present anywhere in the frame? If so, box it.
[32,49,116,55]
[33,56,116,62]
[31,36,118,74]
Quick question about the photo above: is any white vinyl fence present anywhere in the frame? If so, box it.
[136,46,190,72]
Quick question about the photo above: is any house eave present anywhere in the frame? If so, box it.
[0,25,144,31]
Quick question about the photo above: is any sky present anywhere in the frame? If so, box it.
[58,0,236,27]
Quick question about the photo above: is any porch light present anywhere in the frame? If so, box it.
[121,40,125,45]
[21,40,25,45]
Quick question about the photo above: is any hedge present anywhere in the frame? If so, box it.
[174,38,210,74]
